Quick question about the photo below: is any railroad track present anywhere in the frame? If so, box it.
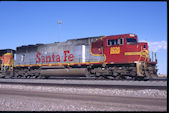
[0,78,167,90]
[40,76,167,81]
[5,76,165,81]
[20,76,167,81]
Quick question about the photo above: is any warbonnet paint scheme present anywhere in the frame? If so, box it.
[0,34,158,80]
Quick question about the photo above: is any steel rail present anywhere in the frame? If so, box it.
[0,78,167,90]
[47,77,167,81]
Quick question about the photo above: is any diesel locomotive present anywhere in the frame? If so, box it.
[0,34,158,80]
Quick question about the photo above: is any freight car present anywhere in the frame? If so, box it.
[0,34,158,80]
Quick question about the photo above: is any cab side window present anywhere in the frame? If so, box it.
[107,38,123,46]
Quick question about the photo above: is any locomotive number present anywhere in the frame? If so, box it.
[110,47,120,54]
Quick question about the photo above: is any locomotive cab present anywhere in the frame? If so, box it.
[0,49,15,78]
[103,34,141,64]
[97,34,158,79]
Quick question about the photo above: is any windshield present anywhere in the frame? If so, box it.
[126,38,137,44]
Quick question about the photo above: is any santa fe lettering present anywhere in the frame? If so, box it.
[36,50,74,63]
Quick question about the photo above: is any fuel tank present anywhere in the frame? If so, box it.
[40,68,87,77]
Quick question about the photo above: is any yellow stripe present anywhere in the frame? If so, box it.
[125,50,148,57]
[125,49,149,64]
[4,53,13,55]
[124,52,140,55]
[15,61,105,67]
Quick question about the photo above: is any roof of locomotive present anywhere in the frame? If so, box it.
[16,36,103,53]
[16,33,137,53]
[67,36,103,41]
[0,49,15,56]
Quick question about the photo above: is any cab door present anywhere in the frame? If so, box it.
[124,37,140,63]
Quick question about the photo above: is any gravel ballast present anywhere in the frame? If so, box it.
[0,84,166,98]
[0,84,167,111]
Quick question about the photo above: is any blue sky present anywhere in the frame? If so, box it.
[0,1,167,74]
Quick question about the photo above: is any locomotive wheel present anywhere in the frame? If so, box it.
[4,76,9,79]
[95,76,105,80]
[21,76,26,79]
[35,75,41,79]
[114,75,121,80]
[44,76,49,79]
[31,76,36,79]
[26,75,31,78]
[106,76,114,80]
[0,75,5,78]
[143,78,149,81]
[17,75,22,79]
[120,76,126,80]
[40,75,49,79]
[102,75,112,80]
[134,76,144,81]
[85,73,92,78]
